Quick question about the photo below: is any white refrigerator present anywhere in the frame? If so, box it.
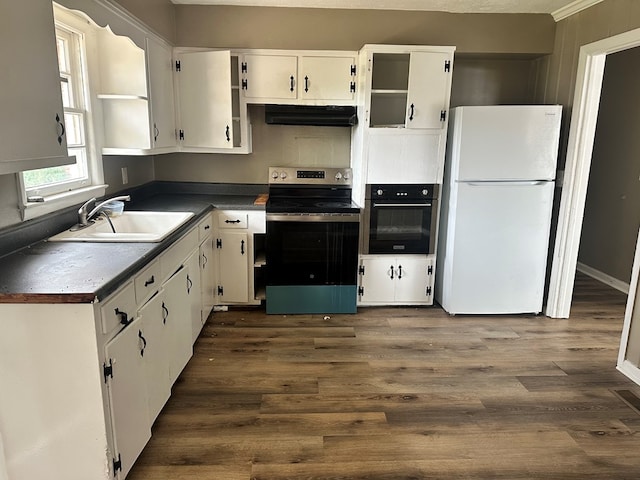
[435,105,562,315]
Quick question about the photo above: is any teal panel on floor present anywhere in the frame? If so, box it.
[266,286,357,314]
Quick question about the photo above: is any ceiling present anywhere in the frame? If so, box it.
[169,0,599,16]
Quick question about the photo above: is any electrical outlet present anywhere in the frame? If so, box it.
[121,167,128,185]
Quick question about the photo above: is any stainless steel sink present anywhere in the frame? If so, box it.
[48,211,194,243]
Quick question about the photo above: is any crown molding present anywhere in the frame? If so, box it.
[552,0,603,22]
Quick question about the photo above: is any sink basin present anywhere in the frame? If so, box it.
[48,211,195,243]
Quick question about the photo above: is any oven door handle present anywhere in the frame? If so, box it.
[266,214,360,222]
[372,203,432,207]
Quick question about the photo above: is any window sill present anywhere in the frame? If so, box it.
[21,184,108,221]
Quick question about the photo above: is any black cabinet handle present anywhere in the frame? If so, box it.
[187,274,193,294]
[138,330,147,357]
[114,308,131,326]
[153,123,159,142]
[389,265,394,279]
[304,75,309,92]
[162,302,169,324]
[202,252,208,268]
[225,219,241,224]
[409,104,415,121]
[144,276,155,287]
[56,114,65,145]
[398,265,403,279]
[241,239,245,255]
[225,125,230,142]
[204,225,210,230]
[290,75,295,92]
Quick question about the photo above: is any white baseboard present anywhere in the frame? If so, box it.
[577,262,630,294]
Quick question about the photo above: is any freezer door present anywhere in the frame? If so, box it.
[451,105,562,181]
[439,180,554,314]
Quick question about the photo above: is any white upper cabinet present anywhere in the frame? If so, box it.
[0,0,71,174]
[98,28,177,155]
[175,50,234,149]
[241,51,357,105]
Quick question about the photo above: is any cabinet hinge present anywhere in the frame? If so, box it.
[350,64,356,76]
[103,359,113,383]
[426,286,432,296]
[113,454,122,475]
[217,285,224,296]
[216,238,222,249]
[358,286,364,297]
[175,60,181,72]
[241,79,248,90]
[440,110,447,122]
[179,129,185,141]
[427,265,433,275]
[350,82,356,93]
[444,60,451,72]
[241,62,247,73]
[358,265,365,275]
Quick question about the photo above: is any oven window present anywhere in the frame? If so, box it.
[368,204,434,254]
[267,221,359,286]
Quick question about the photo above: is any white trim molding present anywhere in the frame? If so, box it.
[552,0,603,22]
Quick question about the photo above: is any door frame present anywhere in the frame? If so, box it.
[617,226,640,384]
[545,27,640,318]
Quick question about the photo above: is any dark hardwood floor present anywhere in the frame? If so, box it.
[128,273,640,479]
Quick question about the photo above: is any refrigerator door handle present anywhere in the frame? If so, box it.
[465,181,551,187]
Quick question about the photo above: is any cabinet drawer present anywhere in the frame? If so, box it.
[218,211,248,229]
[161,227,199,282]
[100,281,137,335]
[198,213,213,242]
[134,259,161,306]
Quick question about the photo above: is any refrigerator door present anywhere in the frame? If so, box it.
[438,180,554,314]
[450,105,562,182]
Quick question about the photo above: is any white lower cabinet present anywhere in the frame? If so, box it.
[104,315,151,480]
[214,210,265,306]
[0,213,217,480]
[358,255,435,306]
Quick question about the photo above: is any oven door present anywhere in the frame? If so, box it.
[364,200,437,254]
[266,214,359,286]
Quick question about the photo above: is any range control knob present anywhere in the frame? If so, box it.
[343,171,351,180]
[271,171,279,179]
[422,189,429,196]
[280,171,287,179]
[376,189,384,196]
[335,172,342,180]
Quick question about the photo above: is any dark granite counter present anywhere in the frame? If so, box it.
[0,186,265,304]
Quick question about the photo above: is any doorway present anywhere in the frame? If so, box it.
[546,27,640,319]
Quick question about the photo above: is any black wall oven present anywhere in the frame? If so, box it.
[363,184,438,255]
[266,167,360,314]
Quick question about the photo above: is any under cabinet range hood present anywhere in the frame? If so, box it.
[265,105,357,127]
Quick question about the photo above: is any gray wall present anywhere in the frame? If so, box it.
[578,47,640,284]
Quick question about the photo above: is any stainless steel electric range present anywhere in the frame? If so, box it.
[265,166,360,314]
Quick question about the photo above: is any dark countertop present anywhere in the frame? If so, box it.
[0,191,264,304]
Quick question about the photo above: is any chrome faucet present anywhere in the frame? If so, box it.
[78,195,131,226]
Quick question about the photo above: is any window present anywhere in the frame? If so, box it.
[18,8,105,220]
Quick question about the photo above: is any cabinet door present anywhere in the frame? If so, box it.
[242,54,297,101]
[164,266,193,384]
[217,231,249,303]
[186,250,203,344]
[176,50,234,148]
[394,257,433,304]
[138,291,171,423]
[0,0,70,173]
[299,55,355,102]
[358,256,396,304]
[147,37,176,149]
[200,237,216,326]
[406,52,451,129]
[104,316,151,479]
